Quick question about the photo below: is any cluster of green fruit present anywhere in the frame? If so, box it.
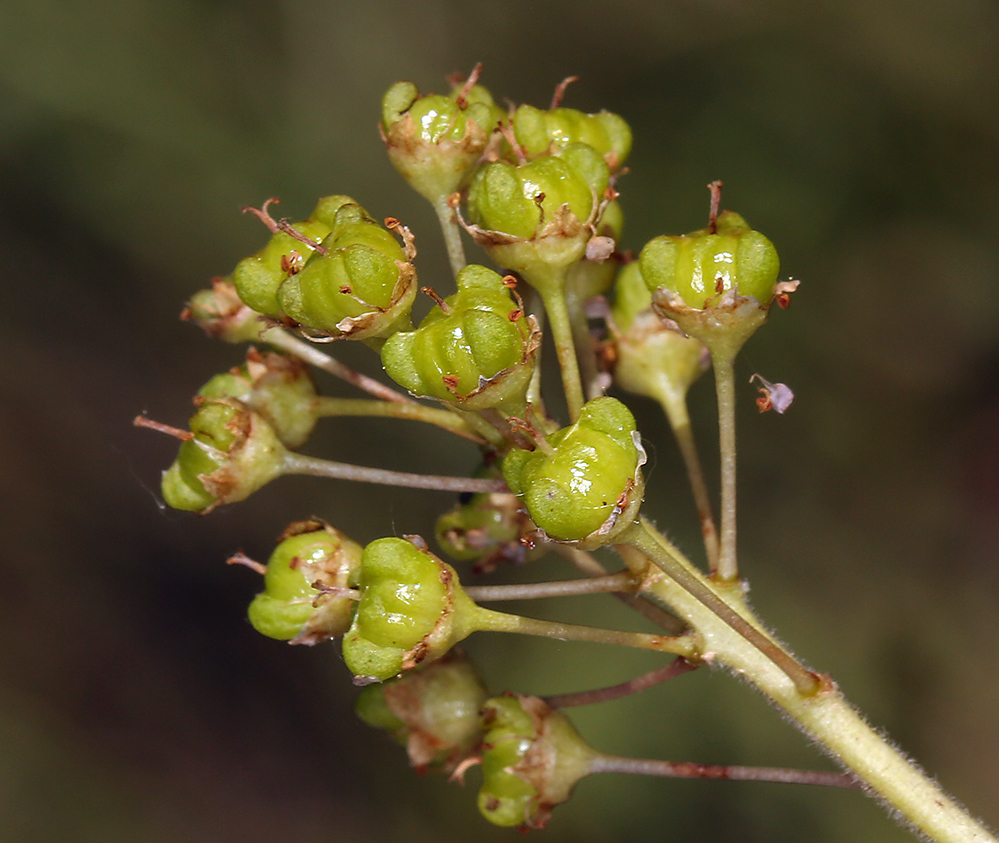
[142,69,791,829]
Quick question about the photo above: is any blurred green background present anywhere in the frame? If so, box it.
[2,0,998,840]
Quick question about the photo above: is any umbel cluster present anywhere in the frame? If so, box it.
[137,67,802,830]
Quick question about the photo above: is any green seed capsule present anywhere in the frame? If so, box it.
[183,278,264,344]
[277,200,417,340]
[639,211,779,310]
[247,521,362,644]
[610,262,708,403]
[354,651,488,770]
[381,77,503,204]
[468,156,597,241]
[232,196,354,318]
[501,397,645,545]
[196,350,318,449]
[342,537,480,682]
[160,401,285,513]
[512,103,632,167]
[380,265,539,413]
[478,694,595,829]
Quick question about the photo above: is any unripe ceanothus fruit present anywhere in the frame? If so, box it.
[354,651,488,771]
[233,195,354,318]
[381,74,503,204]
[246,520,363,644]
[197,350,318,449]
[512,103,632,169]
[342,537,481,683]
[477,694,595,829]
[160,400,285,513]
[380,265,540,414]
[501,397,645,547]
[277,200,417,341]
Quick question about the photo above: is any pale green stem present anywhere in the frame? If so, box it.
[544,657,697,709]
[551,544,687,636]
[260,326,412,404]
[653,379,719,571]
[311,396,486,444]
[433,196,467,279]
[589,754,858,789]
[712,352,739,581]
[282,452,507,494]
[463,572,636,602]
[524,291,547,413]
[470,604,698,657]
[531,264,585,421]
[619,519,997,843]
[564,280,603,401]
[444,407,509,448]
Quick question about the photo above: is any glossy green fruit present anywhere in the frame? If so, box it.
[381,78,503,203]
[160,401,285,512]
[278,200,416,340]
[233,195,354,317]
[342,538,480,682]
[639,211,779,309]
[247,522,362,643]
[478,694,595,829]
[512,103,632,166]
[502,397,644,544]
[380,265,538,412]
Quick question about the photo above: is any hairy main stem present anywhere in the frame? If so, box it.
[620,519,997,843]
[712,352,739,581]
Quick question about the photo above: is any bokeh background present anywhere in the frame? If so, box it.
[2,1,998,840]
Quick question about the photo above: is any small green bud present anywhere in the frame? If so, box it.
[380,266,540,413]
[501,397,645,546]
[342,537,481,682]
[355,651,488,770]
[160,401,286,513]
[478,694,595,829]
[381,75,503,204]
[197,350,318,448]
[233,196,353,317]
[610,262,708,403]
[512,104,632,168]
[246,520,363,644]
[277,202,417,341]
[183,278,264,344]
[639,211,779,310]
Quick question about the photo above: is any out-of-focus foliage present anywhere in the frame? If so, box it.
[1,1,998,841]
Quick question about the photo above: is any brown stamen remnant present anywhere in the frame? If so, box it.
[421,286,452,313]
[707,179,723,234]
[225,551,267,576]
[276,220,329,256]
[384,216,418,261]
[550,75,579,109]
[133,415,194,441]
[454,62,484,108]
[241,197,282,233]
[750,374,794,414]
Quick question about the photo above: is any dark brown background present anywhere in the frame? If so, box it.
[1,1,997,840]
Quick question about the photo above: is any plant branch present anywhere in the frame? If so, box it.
[261,326,412,404]
[712,352,739,581]
[433,196,467,279]
[589,754,859,789]
[282,452,507,494]
[544,657,698,708]
[311,396,487,444]
[463,572,637,602]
